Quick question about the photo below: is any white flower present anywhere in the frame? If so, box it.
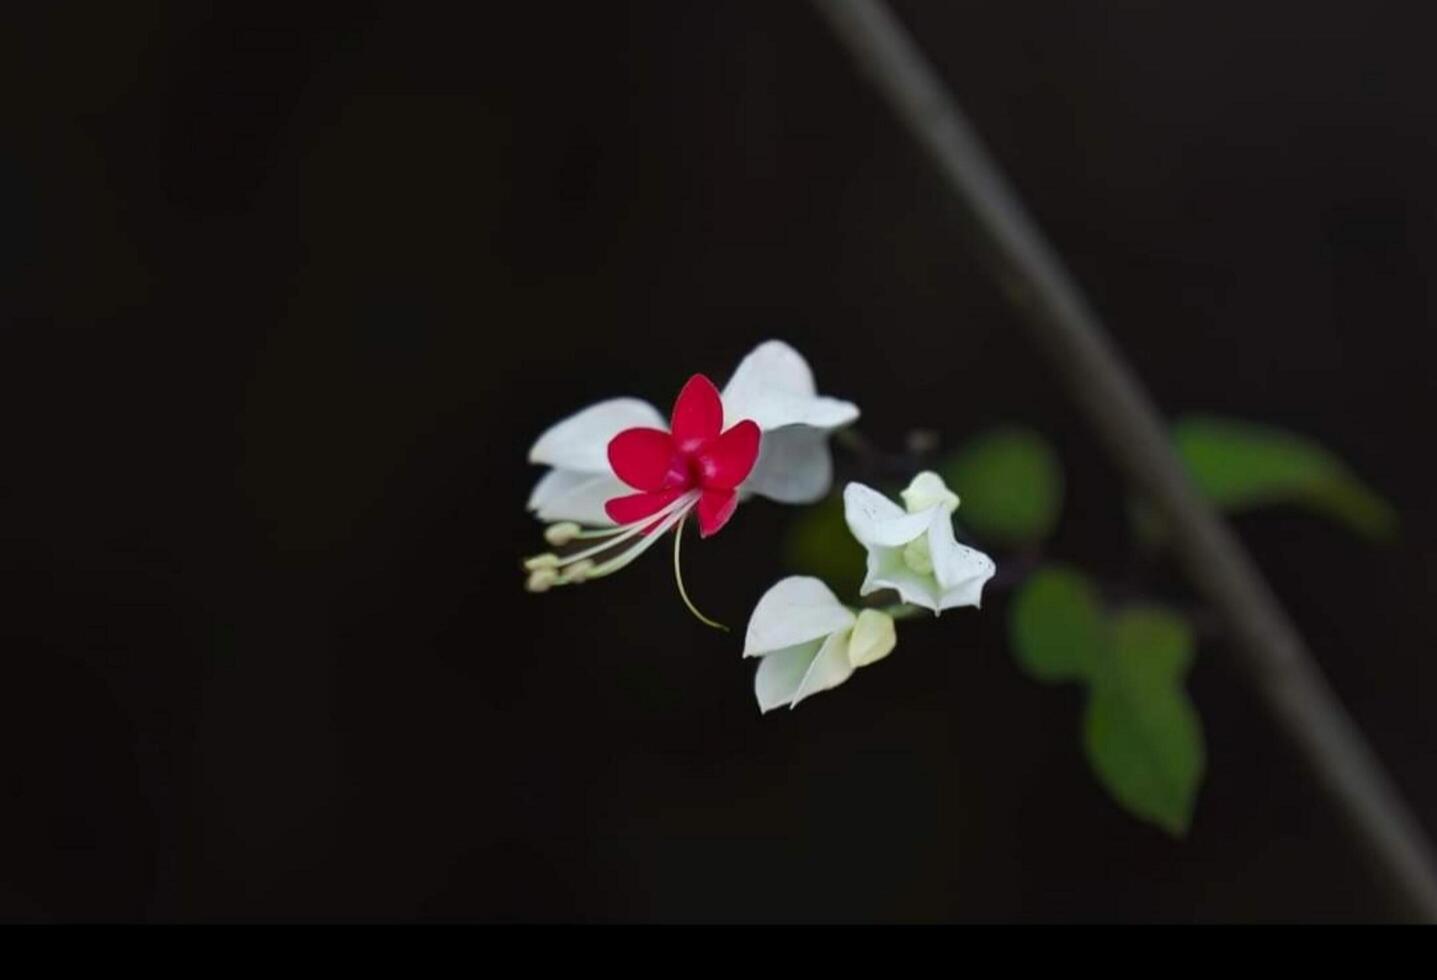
[527,340,858,525]
[843,472,996,614]
[743,576,897,712]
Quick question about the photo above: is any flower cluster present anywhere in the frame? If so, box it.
[522,341,994,710]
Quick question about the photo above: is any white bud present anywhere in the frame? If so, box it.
[900,471,959,515]
[847,609,897,668]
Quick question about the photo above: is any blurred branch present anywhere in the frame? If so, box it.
[810,0,1437,919]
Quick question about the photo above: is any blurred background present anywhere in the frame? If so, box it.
[3,0,1435,920]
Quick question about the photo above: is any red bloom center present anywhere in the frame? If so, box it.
[604,374,761,538]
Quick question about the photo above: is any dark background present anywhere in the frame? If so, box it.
[3,1,1435,920]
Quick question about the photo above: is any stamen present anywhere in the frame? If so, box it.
[524,492,701,592]
[671,511,728,631]
[525,568,559,592]
[548,492,696,571]
[584,492,699,580]
[544,522,582,546]
[558,559,595,584]
[570,526,623,540]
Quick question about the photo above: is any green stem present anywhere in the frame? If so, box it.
[879,602,929,621]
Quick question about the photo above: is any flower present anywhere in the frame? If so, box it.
[605,374,760,538]
[743,576,897,712]
[522,373,761,628]
[526,341,858,527]
[843,472,996,614]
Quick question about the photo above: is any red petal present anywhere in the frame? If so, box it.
[608,427,682,491]
[605,488,684,527]
[669,374,723,453]
[696,488,738,538]
[695,419,761,490]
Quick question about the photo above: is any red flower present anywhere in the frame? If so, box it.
[604,374,761,537]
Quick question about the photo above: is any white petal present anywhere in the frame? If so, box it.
[527,469,627,526]
[843,482,932,548]
[742,425,835,504]
[527,468,587,511]
[927,513,997,611]
[721,340,859,432]
[860,545,943,613]
[754,639,824,713]
[790,629,857,708]
[528,398,665,473]
[727,341,819,400]
[940,574,992,611]
[743,576,855,658]
[848,609,896,668]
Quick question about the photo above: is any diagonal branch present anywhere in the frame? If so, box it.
[809,0,1437,919]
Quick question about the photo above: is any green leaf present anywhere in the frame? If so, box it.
[1009,572,1206,835]
[1084,608,1204,836]
[1009,565,1104,682]
[782,492,867,601]
[1171,415,1397,540]
[941,426,1064,545]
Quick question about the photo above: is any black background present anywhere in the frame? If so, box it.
[3,1,1435,920]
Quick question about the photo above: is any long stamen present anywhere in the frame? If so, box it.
[545,521,626,546]
[671,510,728,631]
[570,526,625,541]
[547,493,695,570]
[584,492,699,580]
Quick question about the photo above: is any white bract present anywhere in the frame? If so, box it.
[844,472,995,615]
[527,340,859,525]
[743,576,897,712]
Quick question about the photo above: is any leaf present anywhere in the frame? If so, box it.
[1171,415,1397,541]
[1009,565,1104,682]
[1009,571,1206,835]
[782,492,867,600]
[1083,608,1204,836]
[941,426,1064,546]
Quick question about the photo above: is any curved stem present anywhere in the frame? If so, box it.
[811,0,1437,920]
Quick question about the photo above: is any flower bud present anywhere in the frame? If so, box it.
[900,471,960,515]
